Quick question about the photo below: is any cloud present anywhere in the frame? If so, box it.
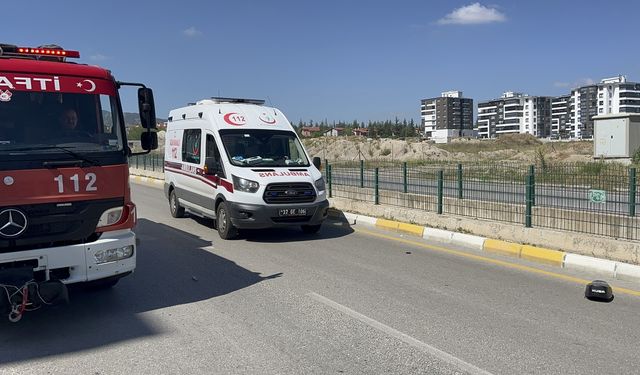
[183,26,202,37]
[437,3,506,25]
[553,78,596,89]
[89,54,107,61]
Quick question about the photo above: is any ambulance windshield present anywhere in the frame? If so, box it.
[220,129,310,167]
[0,91,124,154]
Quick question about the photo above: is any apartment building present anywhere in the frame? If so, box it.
[476,92,552,139]
[551,95,571,139]
[562,76,640,139]
[421,91,473,143]
[570,85,598,139]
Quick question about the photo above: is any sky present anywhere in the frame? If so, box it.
[3,1,640,124]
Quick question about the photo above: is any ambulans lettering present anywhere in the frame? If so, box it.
[258,171,310,178]
[181,164,199,174]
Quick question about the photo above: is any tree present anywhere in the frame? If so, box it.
[127,125,145,140]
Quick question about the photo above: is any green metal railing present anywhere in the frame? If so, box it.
[326,159,640,241]
[131,153,164,173]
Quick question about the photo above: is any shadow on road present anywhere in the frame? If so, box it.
[0,218,279,365]
[243,219,354,243]
[184,213,354,243]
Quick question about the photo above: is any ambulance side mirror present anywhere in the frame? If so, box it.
[312,157,321,169]
[205,157,223,177]
[138,87,157,129]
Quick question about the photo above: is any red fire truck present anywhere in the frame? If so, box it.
[0,43,157,322]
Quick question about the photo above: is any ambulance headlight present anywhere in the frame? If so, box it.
[314,177,326,192]
[97,207,123,228]
[94,245,134,264]
[232,175,260,193]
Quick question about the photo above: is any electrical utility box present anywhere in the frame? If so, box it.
[593,113,640,159]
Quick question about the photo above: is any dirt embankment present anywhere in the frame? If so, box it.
[154,131,594,164]
[304,134,595,163]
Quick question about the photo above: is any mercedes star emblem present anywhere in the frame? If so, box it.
[0,208,28,238]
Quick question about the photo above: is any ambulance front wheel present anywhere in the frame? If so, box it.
[217,202,238,239]
[301,224,322,234]
[169,189,185,218]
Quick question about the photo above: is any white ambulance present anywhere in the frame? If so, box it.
[164,98,329,239]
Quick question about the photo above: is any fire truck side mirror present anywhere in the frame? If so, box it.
[141,131,158,151]
[138,87,157,129]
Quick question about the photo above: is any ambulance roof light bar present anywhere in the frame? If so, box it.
[208,97,265,105]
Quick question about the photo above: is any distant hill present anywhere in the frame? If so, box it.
[102,111,167,127]
[123,112,168,127]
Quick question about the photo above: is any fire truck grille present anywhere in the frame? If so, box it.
[0,198,123,252]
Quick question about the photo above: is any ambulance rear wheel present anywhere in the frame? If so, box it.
[217,202,237,239]
[169,189,185,218]
[301,224,322,234]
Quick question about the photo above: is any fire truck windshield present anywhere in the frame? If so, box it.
[0,91,124,155]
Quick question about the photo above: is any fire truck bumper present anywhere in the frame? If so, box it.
[0,229,136,285]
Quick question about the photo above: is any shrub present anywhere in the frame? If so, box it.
[632,147,640,165]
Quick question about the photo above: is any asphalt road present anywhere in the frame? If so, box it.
[1,181,640,374]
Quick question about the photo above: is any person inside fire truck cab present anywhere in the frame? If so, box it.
[59,108,79,131]
[55,107,92,139]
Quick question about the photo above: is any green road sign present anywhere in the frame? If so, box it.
[589,189,606,204]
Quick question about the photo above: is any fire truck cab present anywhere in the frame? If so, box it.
[0,43,157,321]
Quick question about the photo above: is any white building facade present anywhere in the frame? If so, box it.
[476,92,552,138]
[563,76,640,139]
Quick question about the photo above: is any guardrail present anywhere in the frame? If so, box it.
[325,159,639,241]
[131,153,164,173]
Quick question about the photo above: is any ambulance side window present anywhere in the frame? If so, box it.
[182,129,201,164]
[288,138,301,160]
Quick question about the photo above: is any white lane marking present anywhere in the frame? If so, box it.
[308,292,494,375]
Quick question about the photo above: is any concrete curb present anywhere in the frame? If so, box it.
[332,208,640,282]
[130,174,164,186]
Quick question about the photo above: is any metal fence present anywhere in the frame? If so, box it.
[325,160,640,241]
[131,153,164,173]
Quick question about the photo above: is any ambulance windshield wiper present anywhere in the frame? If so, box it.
[4,145,99,167]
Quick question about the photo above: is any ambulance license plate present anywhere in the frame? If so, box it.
[278,208,307,217]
